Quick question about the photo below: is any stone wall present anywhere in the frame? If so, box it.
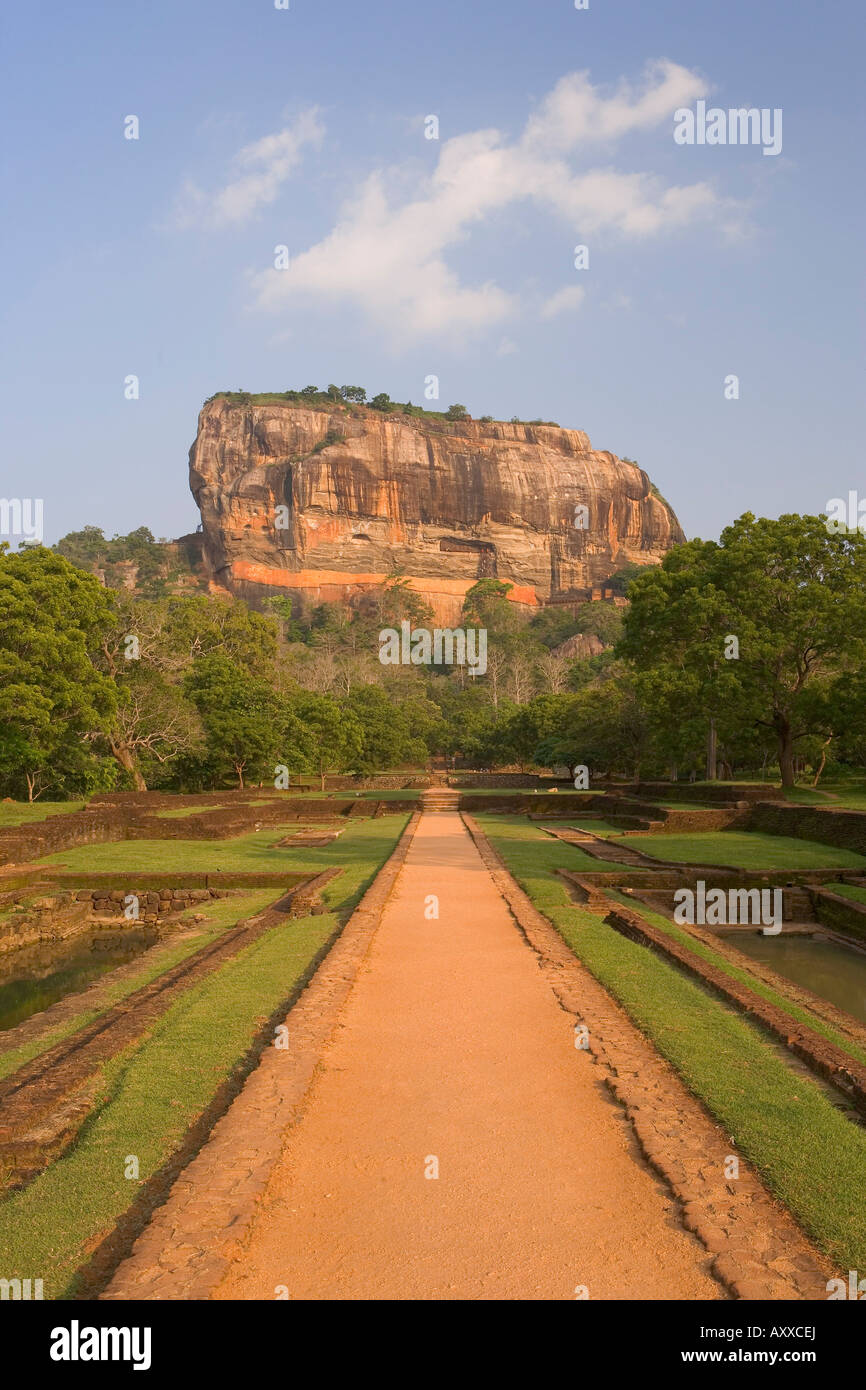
[73,886,231,923]
[0,794,384,867]
[317,775,430,790]
[0,886,233,955]
[747,803,866,855]
[631,782,777,805]
[812,889,866,943]
[601,797,747,832]
[450,773,545,788]
[0,811,124,867]
[461,792,607,814]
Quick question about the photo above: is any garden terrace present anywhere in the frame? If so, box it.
[0,813,410,1293]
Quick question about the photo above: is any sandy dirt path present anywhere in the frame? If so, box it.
[214,812,722,1301]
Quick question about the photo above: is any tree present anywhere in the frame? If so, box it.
[340,385,366,403]
[293,693,362,790]
[619,514,866,787]
[445,404,469,420]
[184,655,284,789]
[345,685,425,771]
[533,674,650,782]
[0,547,118,799]
[108,667,202,790]
[536,649,571,693]
[462,578,514,627]
[355,573,433,634]
[54,525,110,569]
[369,393,393,412]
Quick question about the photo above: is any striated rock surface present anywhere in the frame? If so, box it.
[189,399,684,623]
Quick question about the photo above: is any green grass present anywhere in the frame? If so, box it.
[0,913,337,1297]
[0,802,85,827]
[823,883,866,907]
[154,805,224,819]
[39,814,405,876]
[478,814,636,873]
[821,787,866,810]
[479,813,866,1270]
[776,780,866,810]
[620,830,866,871]
[0,815,407,1296]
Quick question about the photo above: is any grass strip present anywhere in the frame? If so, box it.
[39,812,409,876]
[825,883,866,906]
[0,912,336,1297]
[0,802,85,828]
[619,830,866,871]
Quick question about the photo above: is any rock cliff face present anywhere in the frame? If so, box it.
[189,399,684,623]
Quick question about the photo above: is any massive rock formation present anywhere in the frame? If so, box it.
[189,398,684,624]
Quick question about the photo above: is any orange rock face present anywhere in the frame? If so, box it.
[189,399,684,623]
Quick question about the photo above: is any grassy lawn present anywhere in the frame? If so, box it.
[39,813,406,877]
[480,814,635,873]
[0,802,85,827]
[154,805,224,819]
[0,814,407,1296]
[620,830,866,871]
[824,883,866,906]
[757,780,866,810]
[822,787,866,810]
[478,813,866,1270]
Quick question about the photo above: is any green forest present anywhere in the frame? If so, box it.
[1,512,865,799]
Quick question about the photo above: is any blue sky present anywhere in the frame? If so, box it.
[1,0,863,546]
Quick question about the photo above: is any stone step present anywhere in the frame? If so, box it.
[419,790,461,813]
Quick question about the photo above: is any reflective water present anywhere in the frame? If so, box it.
[0,928,157,1032]
[724,931,866,1024]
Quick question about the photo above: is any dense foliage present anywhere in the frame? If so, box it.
[0,511,860,798]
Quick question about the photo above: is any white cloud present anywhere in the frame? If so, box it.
[540,286,586,319]
[172,109,324,228]
[211,62,737,340]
